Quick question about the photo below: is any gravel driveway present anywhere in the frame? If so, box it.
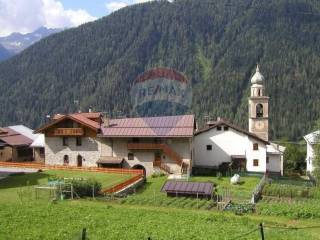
[0,167,39,180]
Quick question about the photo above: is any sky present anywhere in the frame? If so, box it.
[0,0,153,37]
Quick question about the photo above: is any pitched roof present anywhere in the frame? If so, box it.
[304,130,320,144]
[8,125,38,141]
[195,119,269,144]
[52,112,102,120]
[101,115,195,138]
[30,134,45,148]
[0,127,33,147]
[36,113,100,133]
[97,156,124,164]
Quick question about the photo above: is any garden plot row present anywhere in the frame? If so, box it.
[120,196,215,210]
[257,198,320,219]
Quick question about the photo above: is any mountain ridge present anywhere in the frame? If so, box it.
[0,27,63,60]
[0,0,319,140]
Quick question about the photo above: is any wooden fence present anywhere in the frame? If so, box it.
[0,161,143,175]
[251,174,267,204]
[103,174,144,194]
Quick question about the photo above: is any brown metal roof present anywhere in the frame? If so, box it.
[195,119,269,144]
[97,156,124,164]
[0,127,33,147]
[161,180,213,196]
[101,115,195,138]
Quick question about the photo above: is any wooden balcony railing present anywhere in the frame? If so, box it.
[53,128,84,136]
[127,143,183,166]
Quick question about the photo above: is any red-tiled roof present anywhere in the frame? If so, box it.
[101,115,195,137]
[36,112,100,133]
[195,119,269,144]
[52,112,101,120]
[0,127,33,146]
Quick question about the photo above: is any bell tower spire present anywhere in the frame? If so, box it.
[248,64,269,141]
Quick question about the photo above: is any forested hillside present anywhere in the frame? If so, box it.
[0,0,319,140]
[0,44,12,61]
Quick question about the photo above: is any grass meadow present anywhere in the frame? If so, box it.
[1,171,320,239]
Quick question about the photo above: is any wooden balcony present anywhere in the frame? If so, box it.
[127,143,163,150]
[53,128,84,136]
[128,143,183,166]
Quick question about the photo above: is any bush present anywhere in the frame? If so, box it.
[65,179,102,198]
[224,202,255,214]
[151,172,166,178]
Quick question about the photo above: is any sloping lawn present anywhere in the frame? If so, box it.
[0,170,133,203]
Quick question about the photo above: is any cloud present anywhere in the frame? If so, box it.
[105,0,154,13]
[105,2,128,12]
[0,0,96,37]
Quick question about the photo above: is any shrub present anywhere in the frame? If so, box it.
[66,178,102,198]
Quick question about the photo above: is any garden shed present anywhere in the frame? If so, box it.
[161,180,213,199]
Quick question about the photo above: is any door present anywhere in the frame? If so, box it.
[77,155,83,167]
[153,151,161,167]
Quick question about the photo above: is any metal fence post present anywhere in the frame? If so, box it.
[81,228,87,240]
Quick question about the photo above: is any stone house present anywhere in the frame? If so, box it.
[0,126,34,162]
[36,113,195,176]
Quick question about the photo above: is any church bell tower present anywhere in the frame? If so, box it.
[248,65,269,141]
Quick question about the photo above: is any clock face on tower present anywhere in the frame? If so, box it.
[255,121,265,130]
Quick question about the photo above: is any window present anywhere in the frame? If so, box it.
[217,126,222,131]
[128,153,134,160]
[224,126,229,131]
[39,148,45,155]
[266,157,269,164]
[76,137,82,146]
[62,137,68,146]
[132,138,140,143]
[17,148,32,157]
[206,145,212,151]
[256,104,264,118]
[63,155,69,165]
[253,143,259,150]
[253,159,259,167]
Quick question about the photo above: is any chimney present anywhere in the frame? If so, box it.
[88,108,92,113]
[217,117,221,122]
[103,115,109,128]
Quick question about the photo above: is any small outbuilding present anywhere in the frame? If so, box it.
[161,180,213,199]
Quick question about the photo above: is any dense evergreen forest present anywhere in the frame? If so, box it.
[0,0,319,140]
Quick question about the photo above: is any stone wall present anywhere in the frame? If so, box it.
[45,137,101,167]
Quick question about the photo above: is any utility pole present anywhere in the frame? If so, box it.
[259,223,265,240]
